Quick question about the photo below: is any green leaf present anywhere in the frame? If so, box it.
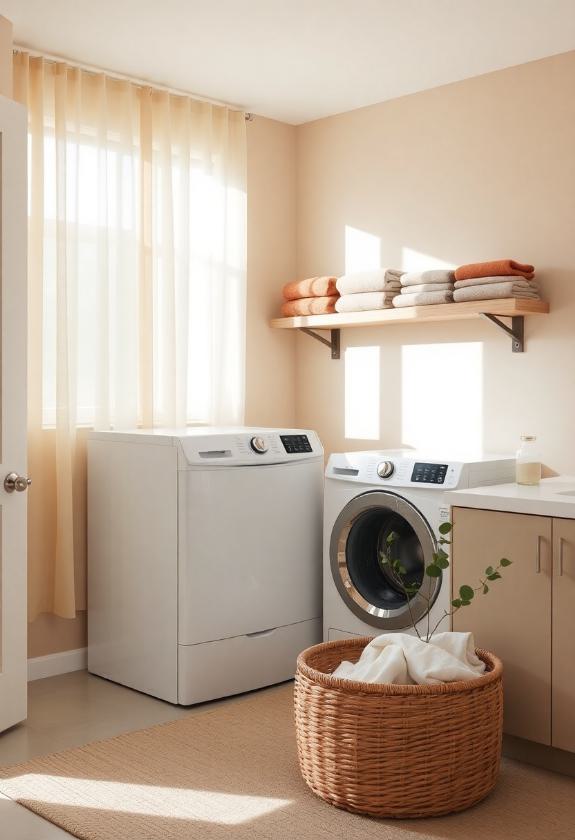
[459,585,474,601]
[386,532,397,545]
[487,571,502,581]
[485,566,494,576]
[438,522,452,535]
[451,598,462,608]
[436,548,448,561]
[426,564,442,578]
[435,555,449,570]
[460,600,471,607]
[398,565,407,575]
[483,584,489,594]
[500,557,512,567]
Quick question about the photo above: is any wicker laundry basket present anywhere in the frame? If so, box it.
[294,637,503,819]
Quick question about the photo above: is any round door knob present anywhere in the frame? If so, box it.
[377,460,395,479]
[4,472,32,493]
[250,436,268,454]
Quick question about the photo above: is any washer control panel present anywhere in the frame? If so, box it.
[325,450,516,491]
[411,462,448,484]
[280,434,313,454]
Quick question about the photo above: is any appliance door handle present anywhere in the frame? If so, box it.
[558,536,565,577]
[536,535,542,574]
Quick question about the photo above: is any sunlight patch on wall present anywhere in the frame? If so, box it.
[345,346,380,440]
[9,774,292,825]
[401,343,483,455]
[401,247,455,272]
[344,226,381,273]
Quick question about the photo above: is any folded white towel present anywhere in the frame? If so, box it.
[454,275,538,290]
[337,269,403,295]
[336,291,398,312]
[453,281,541,303]
[401,269,455,287]
[394,289,453,307]
[400,282,453,295]
[332,632,485,686]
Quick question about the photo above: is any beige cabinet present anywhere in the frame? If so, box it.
[452,508,552,745]
[552,517,575,753]
[453,507,575,751]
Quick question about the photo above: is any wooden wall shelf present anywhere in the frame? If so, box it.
[270,298,549,357]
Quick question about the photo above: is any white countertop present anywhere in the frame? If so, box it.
[450,476,575,518]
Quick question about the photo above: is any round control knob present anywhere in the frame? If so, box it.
[250,436,268,454]
[377,460,395,479]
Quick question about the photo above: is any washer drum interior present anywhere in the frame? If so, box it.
[330,490,441,630]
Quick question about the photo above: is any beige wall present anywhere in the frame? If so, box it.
[295,51,575,470]
[28,612,87,659]
[0,16,12,98]
[245,116,297,427]
[28,114,298,658]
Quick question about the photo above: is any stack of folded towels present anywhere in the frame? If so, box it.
[281,276,339,316]
[335,269,403,312]
[453,259,539,302]
[393,269,455,307]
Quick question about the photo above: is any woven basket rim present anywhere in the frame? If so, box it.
[297,636,503,695]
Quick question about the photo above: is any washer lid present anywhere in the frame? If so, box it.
[88,426,323,466]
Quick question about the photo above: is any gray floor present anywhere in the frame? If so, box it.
[0,669,249,839]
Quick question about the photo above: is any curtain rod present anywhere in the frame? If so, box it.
[13,45,254,120]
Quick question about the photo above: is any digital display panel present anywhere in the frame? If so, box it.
[411,462,448,484]
[281,434,312,454]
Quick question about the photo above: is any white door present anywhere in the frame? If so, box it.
[0,95,28,733]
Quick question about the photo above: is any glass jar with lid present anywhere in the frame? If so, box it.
[516,434,541,486]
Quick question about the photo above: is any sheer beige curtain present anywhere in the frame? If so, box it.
[14,53,247,620]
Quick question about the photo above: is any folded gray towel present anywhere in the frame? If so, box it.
[453,282,540,302]
[400,282,453,295]
[454,275,538,290]
[401,269,455,287]
[337,269,403,295]
[336,291,398,312]
[394,289,453,307]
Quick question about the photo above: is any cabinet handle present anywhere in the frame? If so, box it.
[558,536,565,577]
[536,535,542,573]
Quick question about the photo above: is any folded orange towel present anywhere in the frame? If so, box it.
[282,276,338,301]
[455,260,535,282]
[281,296,338,317]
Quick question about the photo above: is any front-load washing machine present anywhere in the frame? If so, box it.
[324,449,515,642]
[87,427,323,704]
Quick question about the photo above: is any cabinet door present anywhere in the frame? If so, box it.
[452,507,552,745]
[552,517,575,752]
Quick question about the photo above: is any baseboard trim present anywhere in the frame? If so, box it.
[28,647,88,682]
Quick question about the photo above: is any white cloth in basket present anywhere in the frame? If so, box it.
[332,632,486,686]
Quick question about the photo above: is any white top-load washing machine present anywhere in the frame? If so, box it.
[87,427,323,704]
[324,449,515,642]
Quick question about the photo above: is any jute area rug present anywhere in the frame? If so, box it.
[0,683,574,840]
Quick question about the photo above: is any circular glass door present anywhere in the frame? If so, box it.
[330,490,440,630]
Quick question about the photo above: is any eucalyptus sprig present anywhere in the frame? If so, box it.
[380,521,512,643]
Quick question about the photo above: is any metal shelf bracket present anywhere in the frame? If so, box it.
[300,328,341,359]
[481,314,524,353]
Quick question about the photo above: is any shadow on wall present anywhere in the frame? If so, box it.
[343,226,484,454]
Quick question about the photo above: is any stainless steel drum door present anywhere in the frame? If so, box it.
[330,490,441,630]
